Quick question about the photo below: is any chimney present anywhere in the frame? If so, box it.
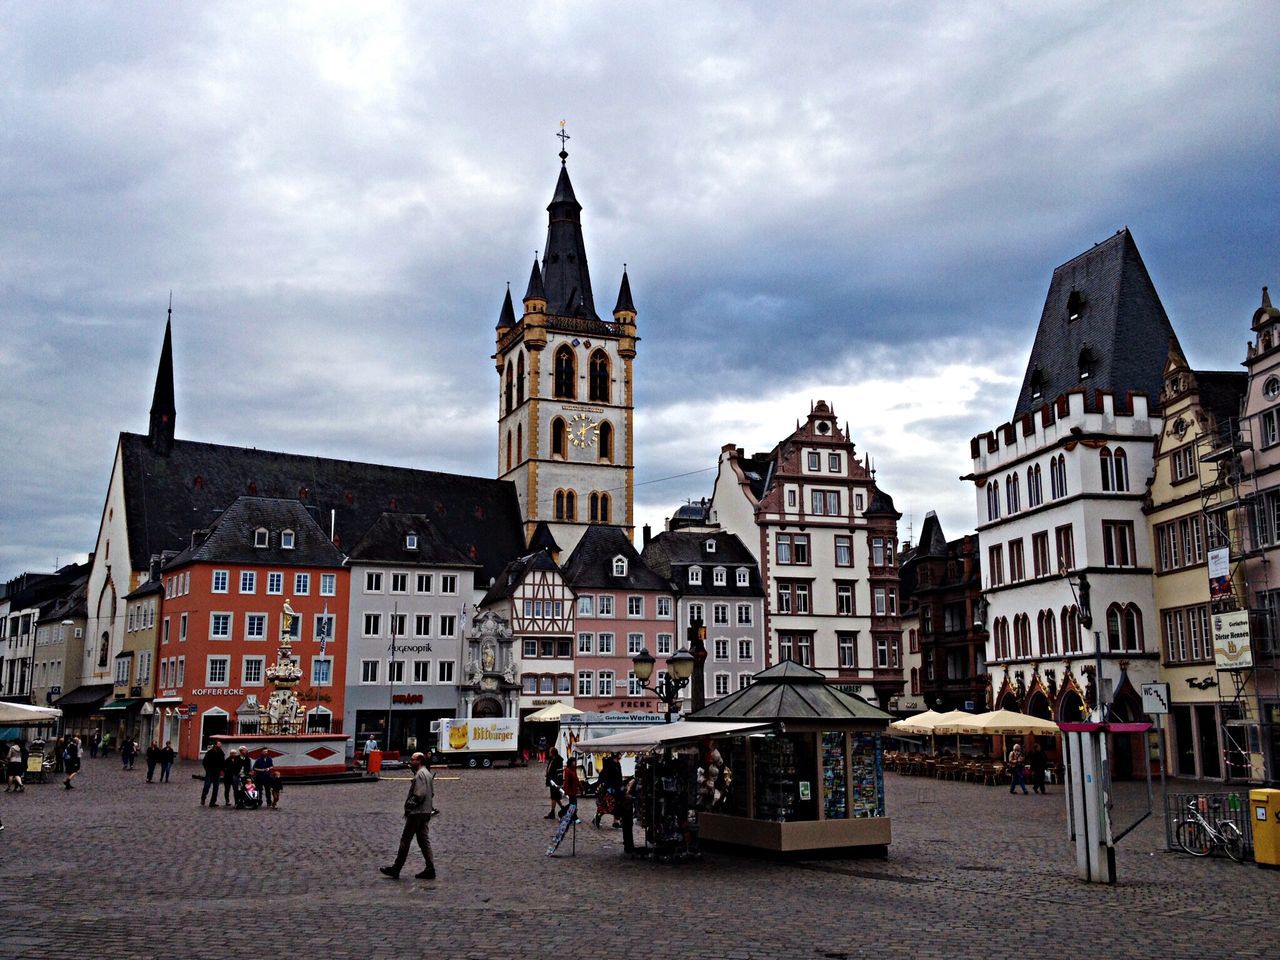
[642,524,652,547]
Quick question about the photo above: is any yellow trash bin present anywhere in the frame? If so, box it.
[1249,789,1280,868]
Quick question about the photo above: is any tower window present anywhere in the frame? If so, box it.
[551,417,567,458]
[589,350,610,403]
[517,352,526,405]
[1029,367,1046,401]
[589,491,612,523]
[517,423,523,462]
[1078,346,1096,381]
[504,360,514,414]
[554,345,576,399]
[598,421,614,462]
[1067,290,1085,321]
[555,489,577,521]
[506,431,513,472]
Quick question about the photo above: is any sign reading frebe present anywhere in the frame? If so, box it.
[1140,682,1170,716]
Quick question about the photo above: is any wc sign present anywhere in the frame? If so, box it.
[1140,682,1170,716]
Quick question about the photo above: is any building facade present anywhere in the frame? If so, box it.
[106,576,164,746]
[711,401,905,708]
[494,149,637,556]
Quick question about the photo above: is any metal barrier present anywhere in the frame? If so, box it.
[1163,790,1254,859]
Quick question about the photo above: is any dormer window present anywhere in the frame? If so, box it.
[1078,346,1096,381]
[688,567,702,585]
[405,533,419,550]
[736,568,749,587]
[713,567,727,586]
[281,529,295,550]
[612,556,628,577]
[1029,367,1046,401]
[1067,289,1085,321]
[704,539,716,553]
[254,528,269,548]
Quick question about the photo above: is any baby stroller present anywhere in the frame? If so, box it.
[234,773,263,809]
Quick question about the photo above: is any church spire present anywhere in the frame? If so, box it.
[541,125,597,321]
[148,300,176,456]
[497,284,516,330]
[523,255,546,311]
[613,266,636,319]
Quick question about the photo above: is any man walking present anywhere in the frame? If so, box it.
[63,736,82,789]
[201,741,226,806]
[380,751,436,880]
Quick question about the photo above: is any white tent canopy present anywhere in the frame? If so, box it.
[0,702,62,724]
[936,709,1061,736]
[888,709,972,735]
[525,702,585,722]
[571,720,778,755]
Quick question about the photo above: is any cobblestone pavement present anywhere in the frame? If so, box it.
[1,758,1275,959]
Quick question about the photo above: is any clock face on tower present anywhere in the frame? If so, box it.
[568,412,600,449]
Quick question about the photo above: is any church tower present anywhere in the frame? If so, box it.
[147,305,176,456]
[495,133,637,555]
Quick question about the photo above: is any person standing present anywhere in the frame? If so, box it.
[561,759,582,821]
[145,742,160,783]
[594,753,623,828]
[6,741,23,793]
[159,741,175,783]
[222,746,244,806]
[1007,742,1028,795]
[89,732,100,760]
[1028,742,1049,795]
[64,736,82,789]
[120,737,135,771]
[200,741,225,806]
[544,747,564,819]
[252,751,275,808]
[380,751,436,880]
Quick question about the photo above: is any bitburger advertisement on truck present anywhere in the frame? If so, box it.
[436,717,521,768]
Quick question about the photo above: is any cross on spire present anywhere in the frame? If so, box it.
[557,120,570,163]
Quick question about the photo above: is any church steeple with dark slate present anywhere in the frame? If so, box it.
[541,144,598,320]
[147,306,176,456]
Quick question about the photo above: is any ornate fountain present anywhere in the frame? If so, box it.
[262,600,305,735]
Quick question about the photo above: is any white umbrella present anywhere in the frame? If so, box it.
[525,702,585,722]
[0,702,62,723]
[936,709,1061,736]
[889,709,971,735]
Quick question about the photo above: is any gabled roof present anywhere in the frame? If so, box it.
[688,660,893,722]
[164,497,345,569]
[6,564,89,617]
[527,520,561,554]
[915,511,949,558]
[1014,229,1179,418]
[124,578,165,601]
[561,524,669,591]
[34,575,89,625]
[481,549,562,606]
[346,512,477,568]
[641,530,763,597]
[116,433,525,583]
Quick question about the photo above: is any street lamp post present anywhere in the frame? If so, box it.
[631,647,696,723]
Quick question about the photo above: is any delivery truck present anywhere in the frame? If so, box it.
[434,717,522,768]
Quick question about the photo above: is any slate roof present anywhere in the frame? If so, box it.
[613,269,635,315]
[915,511,949,558]
[33,575,89,626]
[1195,371,1246,425]
[1013,229,1180,418]
[866,489,901,518]
[124,578,165,601]
[687,660,893,722]
[116,433,525,585]
[527,521,561,555]
[6,564,89,619]
[496,287,516,329]
[346,512,478,568]
[164,497,345,569]
[561,524,669,592]
[481,549,561,606]
[641,531,764,598]
[541,162,600,321]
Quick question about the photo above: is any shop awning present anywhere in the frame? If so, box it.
[99,698,143,712]
[571,719,779,754]
[152,696,183,704]
[53,684,113,708]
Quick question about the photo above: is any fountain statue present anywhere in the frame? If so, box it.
[263,600,305,735]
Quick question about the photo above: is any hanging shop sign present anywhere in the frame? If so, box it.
[1212,610,1253,670]
[1207,547,1232,600]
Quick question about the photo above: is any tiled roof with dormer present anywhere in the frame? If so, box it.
[162,497,345,569]
[346,512,478,568]
[561,525,669,591]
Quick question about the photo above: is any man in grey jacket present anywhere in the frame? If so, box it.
[380,751,436,880]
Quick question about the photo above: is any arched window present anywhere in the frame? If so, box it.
[551,417,567,458]
[994,617,1010,660]
[1106,603,1143,652]
[1061,605,1081,654]
[599,491,610,523]
[1027,464,1042,507]
[506,431,512,472]
[1050,455,1068,499]
[555,490,565,519]
[1113,448,1128,492]
[504,361,514,414]
[564,489,576,520]
[554,345,576,399]
[1038,609,1057,656]
[1014,613,1032,658]
[589,492,600,522]
[987,481,1001,521]
[1099,449,1113,492]
[588,350,610,403]
[516,423,523,463]
[516,352,525,405]
[1007,473,1021,513]
[598,421,614,462]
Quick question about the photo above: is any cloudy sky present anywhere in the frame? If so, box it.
[2,2,1277,580]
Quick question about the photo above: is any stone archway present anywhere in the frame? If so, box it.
[472,697,503,719]
[1057,689,1085,723]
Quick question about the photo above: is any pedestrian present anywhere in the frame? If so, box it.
[6,740,24,793]
[535,735,548,763]
[53,736,65,773]
[380,751,436,880]
[619,777,636,856]
[1007,742,1028,795]
[252,751,275,807]
[200,741,226,806]
[267,769,283,809]
[544,746,564,819]
[560,758,581,821]
[222,746,244,806]
[64,736,82,789]
[594,753,623,828]
[145,741,160,782]
[101,732,112,759]
[89,732,100,760]
[159,741,175,783]
[1028,742,1049,795]
[120,737,135,771]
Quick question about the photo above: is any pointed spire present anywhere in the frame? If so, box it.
[148,306,176,456]
[497,284,516,329]
[1265,286,1273,309]
[541,143,597,319]
[524,256,546,305]
[612,266,636,318]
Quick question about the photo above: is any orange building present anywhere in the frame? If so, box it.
[157,497,349,759]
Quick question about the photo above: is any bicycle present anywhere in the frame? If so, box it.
[1174,797,1247,862]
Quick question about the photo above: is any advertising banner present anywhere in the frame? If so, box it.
[1207,547,1232,600]
[1212,609,1253,670]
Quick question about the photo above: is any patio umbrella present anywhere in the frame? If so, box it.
[937,709,1061,735]
[888,709,972,735]
[0,702,61,723]
[525,702,585,722]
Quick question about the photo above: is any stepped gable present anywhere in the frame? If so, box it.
[561,524,668,591]
[1014,229,1179,419]
[346,512,477,568]
[164,497,344,568]
[117,433,525,583]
